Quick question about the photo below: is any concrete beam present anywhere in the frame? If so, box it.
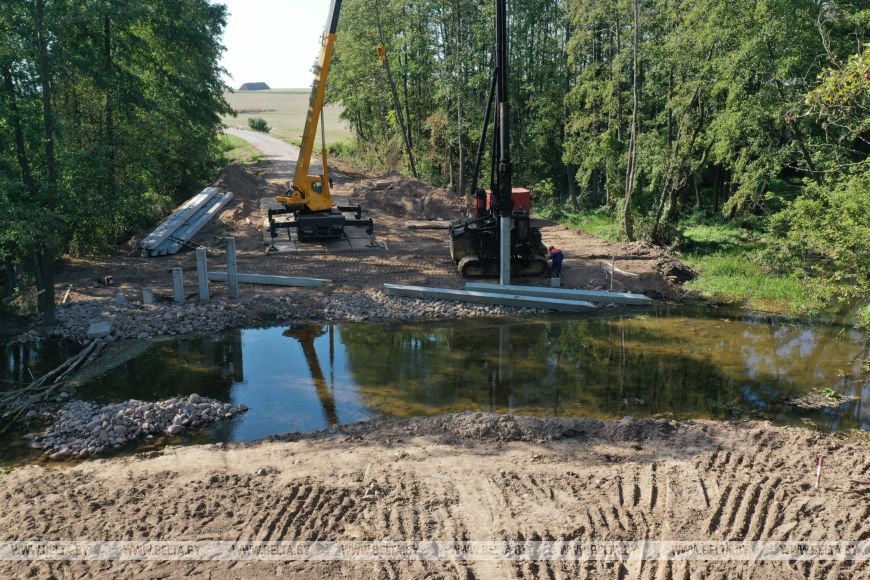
[464,282,653,305]
[383,284,595,312]
[208,272,330,288]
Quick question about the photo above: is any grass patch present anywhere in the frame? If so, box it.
[682,249,812,314]
[562,210,624,242]
[561,211,818,315]
[678,219,815,314]
[219,133,264,165]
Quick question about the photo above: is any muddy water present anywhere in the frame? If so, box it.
[2,306,868,462]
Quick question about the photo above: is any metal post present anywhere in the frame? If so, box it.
[142,287,154,305]
[171,268,185,304]
[500,216,511,285]
[196,247,210,302]
[225,237,240,299]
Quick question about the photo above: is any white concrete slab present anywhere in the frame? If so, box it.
[464,283,653,305]
[383,284,596,312]
[208,272,330,288]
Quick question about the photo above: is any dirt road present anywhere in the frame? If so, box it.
[2,414,867,578]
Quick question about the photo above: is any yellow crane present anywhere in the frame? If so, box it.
[268,0,373,245]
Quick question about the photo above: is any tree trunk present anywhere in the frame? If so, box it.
[375,0,418,178]
[104,10,116,202]
[34,0,58,326]
[623,0,640,242]
[1,66,37,199]
[567,163,580,212]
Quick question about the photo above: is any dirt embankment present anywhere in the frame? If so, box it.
[1,413,867,579]
[348,173,466,220]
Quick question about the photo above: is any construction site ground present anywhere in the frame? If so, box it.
[4,132,867,579]
[3,414,868,579]
[51,129,686,310]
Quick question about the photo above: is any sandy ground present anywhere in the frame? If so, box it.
[47,129,687,310]
[1,413,868,578]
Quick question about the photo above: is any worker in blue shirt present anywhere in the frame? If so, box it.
[548,246,564,277]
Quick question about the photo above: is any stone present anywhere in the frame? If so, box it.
[166,425,184,435]
[86,320,113,339]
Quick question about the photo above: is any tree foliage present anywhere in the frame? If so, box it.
[0,0,230,322]
[330,0,869,310]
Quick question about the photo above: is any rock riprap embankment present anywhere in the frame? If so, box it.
[51,300,249,342]
[14,291,558,344]
[28,394,248,459]
[321,290,548,322]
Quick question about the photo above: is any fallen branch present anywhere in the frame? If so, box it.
[0,339,102,430]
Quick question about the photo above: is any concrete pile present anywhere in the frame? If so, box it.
[28,394,248,458]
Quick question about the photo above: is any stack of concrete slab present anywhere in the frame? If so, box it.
[140,187,234,257]
[382,282,653,313]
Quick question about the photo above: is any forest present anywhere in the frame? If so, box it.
[0,0,230,324]
[329,0,869,317]
[0,0,867,325]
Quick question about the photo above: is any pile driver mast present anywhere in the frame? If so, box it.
[448,0,548,279]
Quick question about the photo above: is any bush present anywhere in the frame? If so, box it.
[767,169,870,305]
[327,140,357,158]
[247,116,270,133]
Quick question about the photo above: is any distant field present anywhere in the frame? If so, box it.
[222,89,351,146]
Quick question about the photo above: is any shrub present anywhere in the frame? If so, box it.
[247,116,270,133]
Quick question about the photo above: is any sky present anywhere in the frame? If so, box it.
[217,0,333,90]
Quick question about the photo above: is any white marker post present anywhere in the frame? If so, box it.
[225,237,240,299]
[171,268,185,304]
[196,247,210,302]
[815,456,824,490]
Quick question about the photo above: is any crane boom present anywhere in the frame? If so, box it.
[268,0,373,246]
[291,0,341,201]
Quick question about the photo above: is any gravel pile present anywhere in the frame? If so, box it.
[28,394,247,459]
[323,290,548,322]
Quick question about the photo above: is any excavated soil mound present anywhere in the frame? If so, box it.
[349,173,465,220]
[213,163,271,205]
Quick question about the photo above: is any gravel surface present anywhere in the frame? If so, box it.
[11,289,565,344]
